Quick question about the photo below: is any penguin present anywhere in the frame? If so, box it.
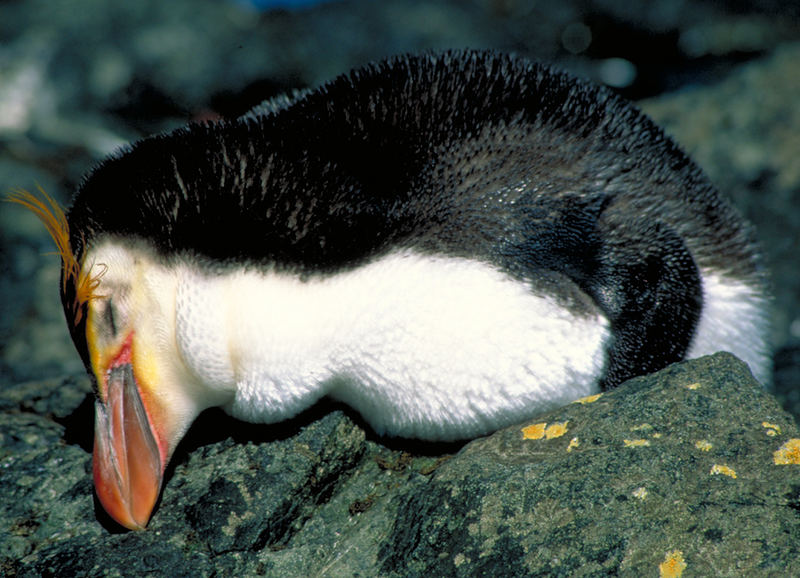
[9,49,770,531]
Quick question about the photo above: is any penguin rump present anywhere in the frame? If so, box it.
[12,50,770,530]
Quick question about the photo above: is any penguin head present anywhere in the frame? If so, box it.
[80,241,227,530]
[9,191,226,529]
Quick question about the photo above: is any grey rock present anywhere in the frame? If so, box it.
[377,353,800,577]
[2,353,799,576]
[1,0,797,158]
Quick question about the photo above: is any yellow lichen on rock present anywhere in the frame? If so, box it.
[521,421,569,440]
[762,422,781,437]
[566,437,580,452]
[630,423,653,432]
[632,487,648,500]
[710,464,737,478]
[521,422,547,440]
[545,421,568,439]
[773,438,800,465]
[574,393,603,404]
[695,440,713,452]
[685,382,702,390]
[623,439,650,447]
[659,550,687,578]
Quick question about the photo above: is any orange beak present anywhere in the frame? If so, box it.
[92,362,164,530]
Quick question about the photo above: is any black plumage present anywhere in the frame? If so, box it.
[64,49,767,387]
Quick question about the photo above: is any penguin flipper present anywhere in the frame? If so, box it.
[590,217,703,389]
[500,192,703,389]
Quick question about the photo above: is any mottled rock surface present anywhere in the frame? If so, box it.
[2,354,799,576]
[2,0,799,576]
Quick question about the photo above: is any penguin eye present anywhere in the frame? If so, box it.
[99,295,129,339]
[104,298,118,337]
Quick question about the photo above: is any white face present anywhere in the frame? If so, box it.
[86,241,234,405]
[82,240,228,530]
[86,243,179,410]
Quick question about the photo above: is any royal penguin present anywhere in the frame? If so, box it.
[10,50,771,530]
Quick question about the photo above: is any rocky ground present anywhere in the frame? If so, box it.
[1,0,799,576]
[3,354,799,576]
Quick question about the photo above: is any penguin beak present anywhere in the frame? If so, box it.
[91,345,165,531]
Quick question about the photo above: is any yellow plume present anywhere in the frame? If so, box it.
[6,187,104,325]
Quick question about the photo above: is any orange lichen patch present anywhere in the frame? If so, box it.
[566,437,580,452]
[685,382,702,390]
[574,393,603,404]
[773,438,800,465]
[545,421,568,439]
[522,422,547,440]
[694,440,713,452]
[762,422,781,437]
[6,188,104,324]
[623,439,650,447]
[659,550,687,578]
[521,421,569,440]
[632,487,648,500]
[710,464,737,479]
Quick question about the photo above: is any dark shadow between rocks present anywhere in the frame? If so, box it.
[56,393,95,453]
[170,396,469,470]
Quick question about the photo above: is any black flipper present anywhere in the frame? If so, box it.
[589,216,703,389]
[501,192,703,389]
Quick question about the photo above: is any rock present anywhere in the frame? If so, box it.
[377,353,800,576]
[2,353,798,576]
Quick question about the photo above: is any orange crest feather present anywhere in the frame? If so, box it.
[6,187,105,325]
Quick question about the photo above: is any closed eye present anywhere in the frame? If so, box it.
[104,298,117,336]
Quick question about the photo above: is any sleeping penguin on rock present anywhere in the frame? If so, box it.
[10,49,771,530]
